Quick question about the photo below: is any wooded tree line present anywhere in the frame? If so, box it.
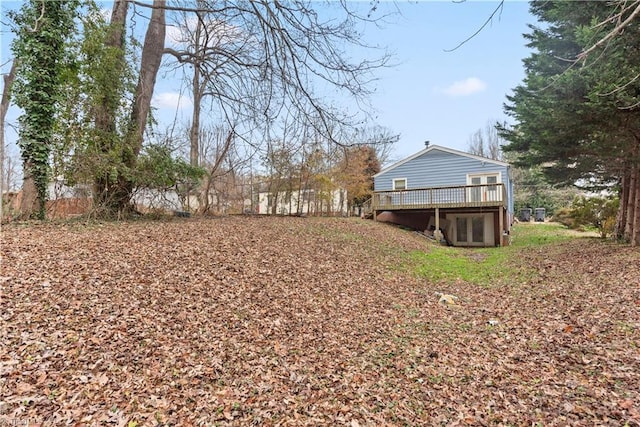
[2,0,394,219]
[260,130,390,215]
[500,0,640,245]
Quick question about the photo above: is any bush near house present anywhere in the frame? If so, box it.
[555,195,619,238]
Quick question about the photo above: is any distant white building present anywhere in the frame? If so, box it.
[46,177,198,213]
[47,177,91,200]
[131,188,201,212]
[257,188,347,216]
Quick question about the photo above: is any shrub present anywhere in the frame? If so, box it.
[568,195,619,238]
[135,144,206,209]
[553,207,575,229]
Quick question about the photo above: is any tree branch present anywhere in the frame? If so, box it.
[444,0,504,52]
[577,0,640,61]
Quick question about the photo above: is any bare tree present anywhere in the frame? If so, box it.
[188,10,204,168]
[165,1,227,167]
[467,119,504,161]
[1,60,17,218]
[157,1,393,215]
[263,122,305,215]
[348,125,398,165]
[198,125,235,213]
[162,1,392,150]
[92,0,166,215]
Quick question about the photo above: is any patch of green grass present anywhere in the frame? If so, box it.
[510,222,585,247]
[405,222,588,287]
[407,245,518,287]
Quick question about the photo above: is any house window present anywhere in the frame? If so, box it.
[392,178,407,190]
[470,176,482,202]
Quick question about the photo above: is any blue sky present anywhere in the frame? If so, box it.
[358,1,533,162]
[1,1,535,167]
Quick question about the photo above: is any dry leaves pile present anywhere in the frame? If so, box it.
[1,216,639,426]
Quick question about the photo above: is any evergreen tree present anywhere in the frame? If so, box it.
[502,1,640,244]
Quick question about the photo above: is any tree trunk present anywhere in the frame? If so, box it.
[616,169,630,240]
[200,173,213,214]
[128,0,165,164]
[625,161,637,243]
[270,192,278,215]
[1,60,17,218]
[19,162,40,218]
[632,164,640,246]
[112,0,166,214]
[94,0,127,135]
[108,0,128,47]
[93,0,128,214]
[189,17,203,212]
[190,15,203,168]
[190,69,201,167]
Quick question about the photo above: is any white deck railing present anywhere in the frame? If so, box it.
[372,183,507,210]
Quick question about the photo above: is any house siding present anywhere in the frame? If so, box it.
[374,147,513,215]
[374,148,509,191]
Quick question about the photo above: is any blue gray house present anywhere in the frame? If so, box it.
[372,144,514,247]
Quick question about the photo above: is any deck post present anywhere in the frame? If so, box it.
[498,207,504,246]
[435,207,440,241]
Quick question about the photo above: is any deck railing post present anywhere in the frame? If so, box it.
[435,207,440,240]
[499,206,504,246]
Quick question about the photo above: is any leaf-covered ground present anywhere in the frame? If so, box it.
[1,216,639,426]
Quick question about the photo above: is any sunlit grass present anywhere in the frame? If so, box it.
[509,222,585,247]
[405,222,593,287]
[408,245,519,287]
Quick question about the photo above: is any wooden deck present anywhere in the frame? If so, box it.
[372,183,507,211]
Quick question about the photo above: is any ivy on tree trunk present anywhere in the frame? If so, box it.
[10,0,78,220]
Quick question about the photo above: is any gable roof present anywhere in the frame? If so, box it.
[374,144,510,178]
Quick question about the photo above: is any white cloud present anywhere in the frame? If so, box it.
[165,21,191,47]
[152,92,192,110]
[439,77,487,97]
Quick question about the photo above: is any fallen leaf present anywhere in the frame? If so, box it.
[619,399,634,409]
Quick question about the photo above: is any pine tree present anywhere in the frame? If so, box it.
[502,1,640,244]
